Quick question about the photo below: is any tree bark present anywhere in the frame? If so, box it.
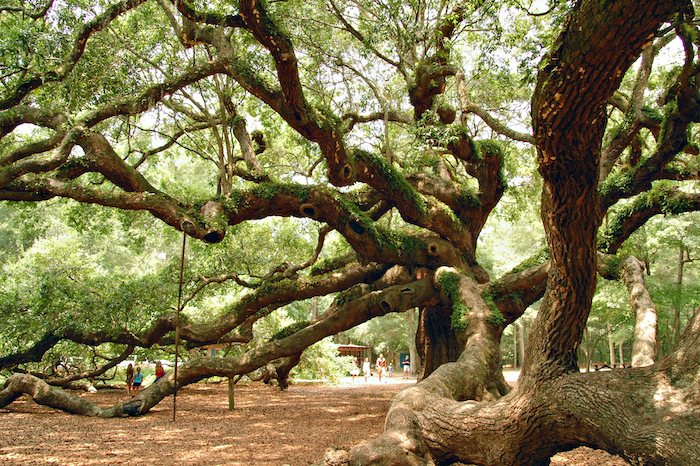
[415,303,466,379]
[607,321,616,367]
[322,2,688,465]
[324,308,700,466]
[621,255,657,367]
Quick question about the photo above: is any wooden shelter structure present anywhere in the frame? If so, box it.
[337,344,371,360]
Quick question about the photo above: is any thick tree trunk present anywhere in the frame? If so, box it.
[415,303,466,379]
[322,2,687,465]
[324,307,700,466]
[324,270,510,464]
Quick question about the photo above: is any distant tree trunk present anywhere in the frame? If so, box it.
[673,245,691,343]
[513,324,518,368]
[228,377,235,410]
[416,303,466,379]
[607,321,616,367]
[618,341,624,368]
[407,308,420,377]
[518,320,526,371]
[584,326,591,372]
[622,256,657,367]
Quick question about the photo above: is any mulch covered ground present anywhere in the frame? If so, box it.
[0,379,628,465]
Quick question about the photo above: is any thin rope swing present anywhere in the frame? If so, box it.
[173,231,186,422]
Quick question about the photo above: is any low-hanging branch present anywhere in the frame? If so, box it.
[0,261,389,371]
[0,276,440,417]
[15,345,135,390]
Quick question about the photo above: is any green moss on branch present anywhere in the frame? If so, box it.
[437,272,470,331]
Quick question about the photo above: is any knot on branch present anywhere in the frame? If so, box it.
[348,218,366,235]
[299,203,318,219]
[427,242,440,256]
[181,201,227,244]
[437,105,456,124]
[201,201,226,243]
[379,299,393,312]
[339,163,353,183]
[181,219,197,235]
[121,399,144,417]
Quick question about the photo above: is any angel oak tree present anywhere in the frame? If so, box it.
[2,0,700,464]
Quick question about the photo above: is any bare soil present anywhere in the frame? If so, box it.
[0,379,628,465]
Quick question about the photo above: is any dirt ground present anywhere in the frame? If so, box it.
[0,378,628,466]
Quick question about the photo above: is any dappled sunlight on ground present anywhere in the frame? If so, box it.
[0,378,627,465]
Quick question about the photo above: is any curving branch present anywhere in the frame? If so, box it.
[2,178,227,243]
[482,261,551,324]
[0,262,389,372]
[456,71,535,144]
[328,0,404,72]
[16,345,135,391]
[599,186,700,254]
[0,0,54,18]
[598,21,700,214]
[81,58,231,127]
[0,276,440,416]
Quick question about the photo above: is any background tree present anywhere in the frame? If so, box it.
[2,0,700,464]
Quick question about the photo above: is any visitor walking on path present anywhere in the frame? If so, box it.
[376,354,387,383]
[362,357,371,383]
[403,356,410,379]
[125,363,134,395]
[350,357,360,382]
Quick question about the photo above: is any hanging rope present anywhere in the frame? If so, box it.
[173,231,187,422]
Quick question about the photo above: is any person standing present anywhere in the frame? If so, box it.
[376,353,387,383]
[125,363,134,395]
[154,361,166,381]
[132,366,143,396]
[350,357,360,382]
[362,357,371,383]
[403,355,410,379]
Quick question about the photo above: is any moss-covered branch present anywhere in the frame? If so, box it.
[599,185,700,254]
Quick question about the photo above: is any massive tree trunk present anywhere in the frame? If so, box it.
[320,2,694,465]
[415,304,466,380]
[2,0,699,465]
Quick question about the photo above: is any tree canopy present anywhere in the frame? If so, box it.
[2,0,700,464]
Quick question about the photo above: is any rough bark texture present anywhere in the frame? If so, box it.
[415,303,466,380]
[321,2,695,465]
[621,256,657,367]
[2,0,699,465]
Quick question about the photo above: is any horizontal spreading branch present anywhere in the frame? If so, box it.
[0,262,388,371]
[0,277,439,416]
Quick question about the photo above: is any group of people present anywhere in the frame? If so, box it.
[350,354,411,383]
[125,360,166,396]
